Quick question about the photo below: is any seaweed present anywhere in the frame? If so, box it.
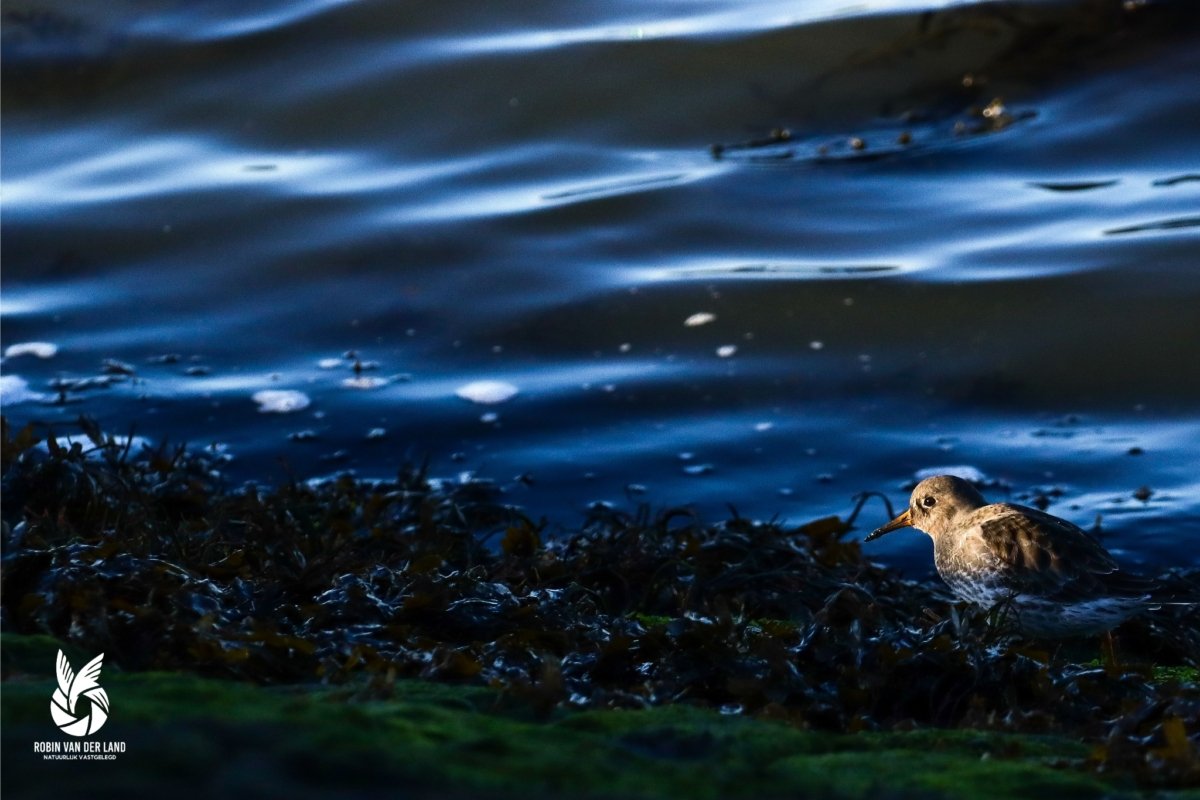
[1,416,1198,789]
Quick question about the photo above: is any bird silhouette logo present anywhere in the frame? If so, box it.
[50,650,110,736]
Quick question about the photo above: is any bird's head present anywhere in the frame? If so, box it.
[865,474,988,541]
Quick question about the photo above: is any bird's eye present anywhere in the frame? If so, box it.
[921,495,937,508]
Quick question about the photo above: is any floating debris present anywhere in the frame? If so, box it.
[1152,174,1200,188]
[342,376,388,390]
[684,312,716,327]
[101,358,136,375]
[1105,216,1200,236]
[716,345,738,358]
[4,341,58,359]
[981,97,1006,120]
[365,428,387,441]
[456,380,518,405]
[711,128,790,158]
[317,358,344,369]
[1030,179,1119,193]
[49,375,126,392]
[252,389,311,413]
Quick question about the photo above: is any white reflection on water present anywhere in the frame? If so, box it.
[0,375,45,406]
[2,134,349,209]
[438,0,971,54]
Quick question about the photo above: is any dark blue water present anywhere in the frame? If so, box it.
[4,0,1199,574]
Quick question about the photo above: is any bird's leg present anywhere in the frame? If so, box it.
[984,594,1019,640]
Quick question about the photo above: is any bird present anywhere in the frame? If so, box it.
[864,474,1171,638]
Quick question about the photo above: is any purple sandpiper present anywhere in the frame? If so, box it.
[865,474,1167,638]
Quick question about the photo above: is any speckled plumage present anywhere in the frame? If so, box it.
[866,475,1158,638]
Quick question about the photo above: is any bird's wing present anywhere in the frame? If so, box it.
[56,650,75,697]
[68,653,104,711]
[977,504,1150,601]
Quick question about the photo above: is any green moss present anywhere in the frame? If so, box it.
[1153,665,1199,685]
[3,633,1143,800]
[1077,656,1199,687]
[1,633,94,678]
[768,749,1106,800]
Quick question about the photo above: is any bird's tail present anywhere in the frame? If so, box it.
[1146,571,1200,606]
[1098,571,1197,606]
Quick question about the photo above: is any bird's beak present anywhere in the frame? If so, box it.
[865,508,912,542]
